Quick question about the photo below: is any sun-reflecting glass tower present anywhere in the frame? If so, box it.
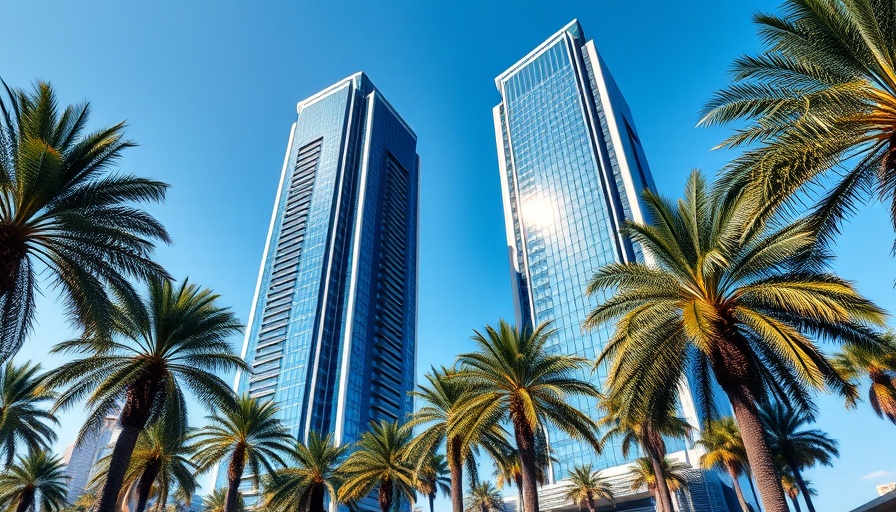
[493,20,698,479]
[222,73,418,502]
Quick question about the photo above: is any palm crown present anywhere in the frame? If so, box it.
[832,332,896,423]
[46,277,245,512]
[0,361,57,467]
[464,482,504,512]
[262,431,348,512]
[338,420,418,512]
[457,320,601,512]
[700,0,896,244]
[562,464,614,512]
[627,457,689,495]
[0,80,169,362]
[191,395,292,512]
[587,170,885,511]
[695,417,751,512]
[0,450,67,512]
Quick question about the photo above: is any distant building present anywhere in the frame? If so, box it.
[61,408,122,503]
[879,483,896,496]
[219,73,420,510]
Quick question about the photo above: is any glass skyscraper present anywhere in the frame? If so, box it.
[493,20,702,482]
[228,73,418,494]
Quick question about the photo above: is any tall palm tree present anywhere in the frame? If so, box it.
[416,453,451,512]
[0,80,170,362]
[598,395,691,512]
[586,171,886,512]
[464,482,504,512]
[456,320,602,512]
[832,333,896,424]
[699,0,896,248]
[190,395,292,512]
[695,417,751,512]
[46,277,246,512]
[0,361,57,466]
[627,458,689,502]
[202,489,242,512]
[408,367,508,512]
[760,402,838,512]
[262,431,348,512]
[91,423,196,512]
[562,464,614,512]
[338,420,418,512]
[0,450,67,512]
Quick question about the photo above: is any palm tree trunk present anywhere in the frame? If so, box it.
[448,438,464,512]
[515,476,524,512]
[747,474,761,512]
[224,447,246,512]
[714,340,788,512]
[311,483,326,512]
[379,478,394,512]
[586,491,596,512]
[97,424,142,512]
[14,489,34,512]
[0,224,25,297]
[135,460,162,512]
[785,462,815,512]
[429,492,436,512]
[727,465,750,512]
[510,398,541,512]
[789,493,801,512]
[648,451,674,512]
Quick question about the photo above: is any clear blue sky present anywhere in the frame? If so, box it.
[2,1,893,510]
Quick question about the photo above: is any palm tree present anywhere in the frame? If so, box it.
[416,453,451,512]
[598,395,691,512]
[780,470,816,512]
[408,367,507,512]
[202,489,242,512]
[0,80,170,362]
[491,429,554,509]
[699,0,896,248]
[832,333,896,424]
[760,402,838,512]
[46,277,246,512]
[562,464,614,512]
[0,361,57,466]
[464,482,504,512]
[262,431,348,512]
[190,395,292,512]
[338,420,418,512]
[91,423,196,512]
[695,417,751,512]
[456,320,602,512]
[0,450,67,512]
[627,458,688,502]
[70,492,97,512]
[586,171,886,512]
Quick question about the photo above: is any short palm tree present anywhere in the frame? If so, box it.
[832,333,896,424]
[0,450,67,512]
[46,277,246,512]
[191,395,292,512]
[202,489,242,512]
[456,320,602,512]
[91,423,196,512]
[70,492,97,512]
[464,482,504,512]
[338,420,418,512]
[695,417,751,512]
[262,431,348,512]
[699,0,896,247]
[416,453,451,512]
[627,457,688,498]
[492,429,554,506]
[0,80,169,362]
[780,470,816,512]
[0,361,57,466]
[562,464,614,512]
[587,171,886,512]
[408,366,507,512]
[598,394,691,512]
[760,402,838,512]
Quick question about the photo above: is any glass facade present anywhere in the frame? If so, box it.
[493,21,694,480]
[222,73,419,505]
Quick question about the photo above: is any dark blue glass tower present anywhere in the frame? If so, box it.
[493,19,705,487]
[224,73,418,500]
